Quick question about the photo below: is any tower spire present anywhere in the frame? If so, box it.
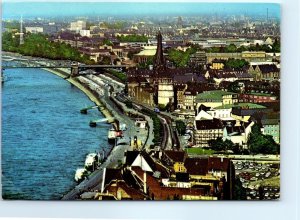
[20,15,24,45]
[153,30,165,71]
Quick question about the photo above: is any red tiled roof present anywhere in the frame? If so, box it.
[184,158,208,175]
[164,150,186,163]
[207,157,230,172]
[131,166,206,200]
[104,180,146,200]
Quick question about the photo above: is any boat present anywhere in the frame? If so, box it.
[108,127,117,143]
[80,109,88,114]
[89,121,97,127]
[84,153,98,171]
[74,168,87,182]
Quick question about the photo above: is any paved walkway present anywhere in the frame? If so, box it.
[62,74,153,200]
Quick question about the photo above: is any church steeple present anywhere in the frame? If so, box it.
[153,31,165,71]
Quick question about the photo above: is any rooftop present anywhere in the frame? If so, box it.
[246,92,276,97]
[196,90,237,102]
[214,103,266,109]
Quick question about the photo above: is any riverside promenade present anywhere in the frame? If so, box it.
[46,69,154,200]
[3,55,154,199]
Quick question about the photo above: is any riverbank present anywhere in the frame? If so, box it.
[43,68,113,119]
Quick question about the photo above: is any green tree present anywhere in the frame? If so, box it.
[224,44,237,53]
[208,137,241,153]
[117,34,148,43]
[224,58,249,70]
[233,178,247,200]
[175,120,186,136]
[247,124,280,154]
[2,32,95,64]
[102,39,113,46]
[99,56,111,65]
[167,48,196,67]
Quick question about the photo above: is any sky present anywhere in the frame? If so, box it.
[2,2,280,20]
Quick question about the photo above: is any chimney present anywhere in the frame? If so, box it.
[143,171,147,194]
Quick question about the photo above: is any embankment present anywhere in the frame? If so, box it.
[43,68,113,119]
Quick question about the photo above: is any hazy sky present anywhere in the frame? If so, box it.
[2,2,280,20]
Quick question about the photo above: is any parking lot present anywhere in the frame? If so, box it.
[233,160,280,200]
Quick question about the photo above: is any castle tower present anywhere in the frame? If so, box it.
[20,16,24,45]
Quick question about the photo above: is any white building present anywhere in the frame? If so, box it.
[79,29,91,37]
[70,20,86,32]
[25,27,43,33]
[158,77,174,106]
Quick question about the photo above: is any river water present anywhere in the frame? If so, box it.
[1,68,111,200]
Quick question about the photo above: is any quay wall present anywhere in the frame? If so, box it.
[43,68,113,119]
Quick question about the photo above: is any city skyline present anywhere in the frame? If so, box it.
[2,2,280,20]
[2,1,281,201]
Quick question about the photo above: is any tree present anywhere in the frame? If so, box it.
[2,32,95,64]
[117,34,148,43]
[175,120,186,136]
[99,56,111,65]
[102,39,113,46]
[167,48,196,67]
[233,178,247,200]
[224,58,249,70]
[247,124,280,154]
[208,137,242,153]
[124,100,133,108]
[224,44,237,53]
[228,81,242,93]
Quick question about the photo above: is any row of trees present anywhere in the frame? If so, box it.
[106,69,127,83]
[208,138,242,154]
[151,113,162,144]
[2,32,95,64]
[204,40,280,53]
[117,34,148,43]
[223,58,249,70]
[207,124,280,155]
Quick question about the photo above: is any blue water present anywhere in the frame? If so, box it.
[1,68,111,200]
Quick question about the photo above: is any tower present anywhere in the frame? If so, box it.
[177,16,183,29]
[153,31,165,71]
[20,16,24,45]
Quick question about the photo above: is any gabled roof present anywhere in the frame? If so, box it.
[207,157,230,172]
[131,166,207,200]
[103,168,122,186]
[124,151,140,166]
[104,180,146,200]
[195,110,213,121]
[164,150,186,163]
[257,64,279,74]
[184,158,208,175]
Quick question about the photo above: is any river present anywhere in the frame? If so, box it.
[1,67,111,200]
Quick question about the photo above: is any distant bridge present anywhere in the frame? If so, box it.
[2,61,128,78]
[2,64,128,69]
